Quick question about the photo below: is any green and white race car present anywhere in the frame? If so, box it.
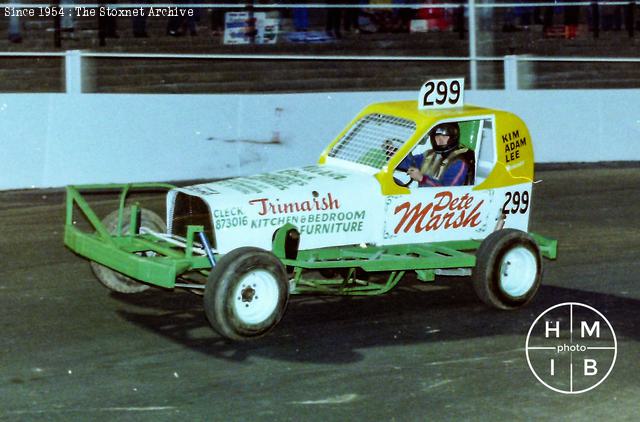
[65,79,557,341]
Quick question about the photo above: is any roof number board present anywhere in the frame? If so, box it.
[419,78,465,110]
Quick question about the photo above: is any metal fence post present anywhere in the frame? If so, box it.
[65,50,83,94]
[468,0,477,89]
[503,55,519,91]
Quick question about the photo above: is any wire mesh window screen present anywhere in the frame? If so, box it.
[328,113,416,169]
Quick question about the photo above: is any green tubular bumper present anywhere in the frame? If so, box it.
[64,226,211,288]
[64,183,212,289]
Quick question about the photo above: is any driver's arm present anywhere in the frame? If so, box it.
[418,159,469,187]
[397,153,423,172]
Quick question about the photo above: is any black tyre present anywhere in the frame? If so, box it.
[472,229,542,310]
[204,247,289,341]
[90,207,166,294]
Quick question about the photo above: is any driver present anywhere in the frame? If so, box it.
[399,122,473,187]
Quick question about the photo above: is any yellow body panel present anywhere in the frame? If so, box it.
[318,100,535,194]
[477,111,534,190]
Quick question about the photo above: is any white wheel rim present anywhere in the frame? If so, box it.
[232,270,280,325]
[499,246,538,297]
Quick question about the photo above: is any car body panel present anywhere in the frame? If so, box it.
[166,100,535,254]
[168,165,384,254]
[317,101,534,195]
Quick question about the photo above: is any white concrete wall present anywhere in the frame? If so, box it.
[1,90,639,190]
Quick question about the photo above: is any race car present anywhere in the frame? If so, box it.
[64,78,557,341]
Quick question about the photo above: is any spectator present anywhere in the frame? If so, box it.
[326,0,342,38]
[293,7,309,32]
[61,0,75,35]
[98,2,118,38]
[210,6,226,36]
[167,3,198,36]
[394,0,413,32]
[602,6,623,31]
[542,5,556,37]
[8,1,22,43]
[503,0,538,32]
[417,0,449,33]
[502,7,521,32]
[132,13,148,37]
[343,1,360,33]
[564,4,579,39]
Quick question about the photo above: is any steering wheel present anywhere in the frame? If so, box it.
[393,168,414,188]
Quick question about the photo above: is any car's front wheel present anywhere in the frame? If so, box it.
[204,247,289,341]
[90,207,166,294]
[472,229,542,310]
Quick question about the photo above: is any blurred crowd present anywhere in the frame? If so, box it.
[5,1,640,44]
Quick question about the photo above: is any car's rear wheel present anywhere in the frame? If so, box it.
[204,247,289,341]
[472,229,542,310]
[90,207,165,294]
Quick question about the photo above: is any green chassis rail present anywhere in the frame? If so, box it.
[65,184,558,296]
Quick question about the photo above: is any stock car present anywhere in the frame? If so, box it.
[64,78,557,341]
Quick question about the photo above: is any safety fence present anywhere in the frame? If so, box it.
[2,2,640,91]
[2,50,640,92]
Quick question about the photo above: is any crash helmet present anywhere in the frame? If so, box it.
[429,122,460,154]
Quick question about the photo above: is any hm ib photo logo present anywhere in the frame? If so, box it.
[525,302,617,394]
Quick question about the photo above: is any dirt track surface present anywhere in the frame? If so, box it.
[1,166,639,421]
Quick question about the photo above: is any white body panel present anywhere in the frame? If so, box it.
[167,161,532,254]
[168,164,384,254]
[383,184,531,244]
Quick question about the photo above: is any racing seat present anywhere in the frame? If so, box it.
[463,150,476,185]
